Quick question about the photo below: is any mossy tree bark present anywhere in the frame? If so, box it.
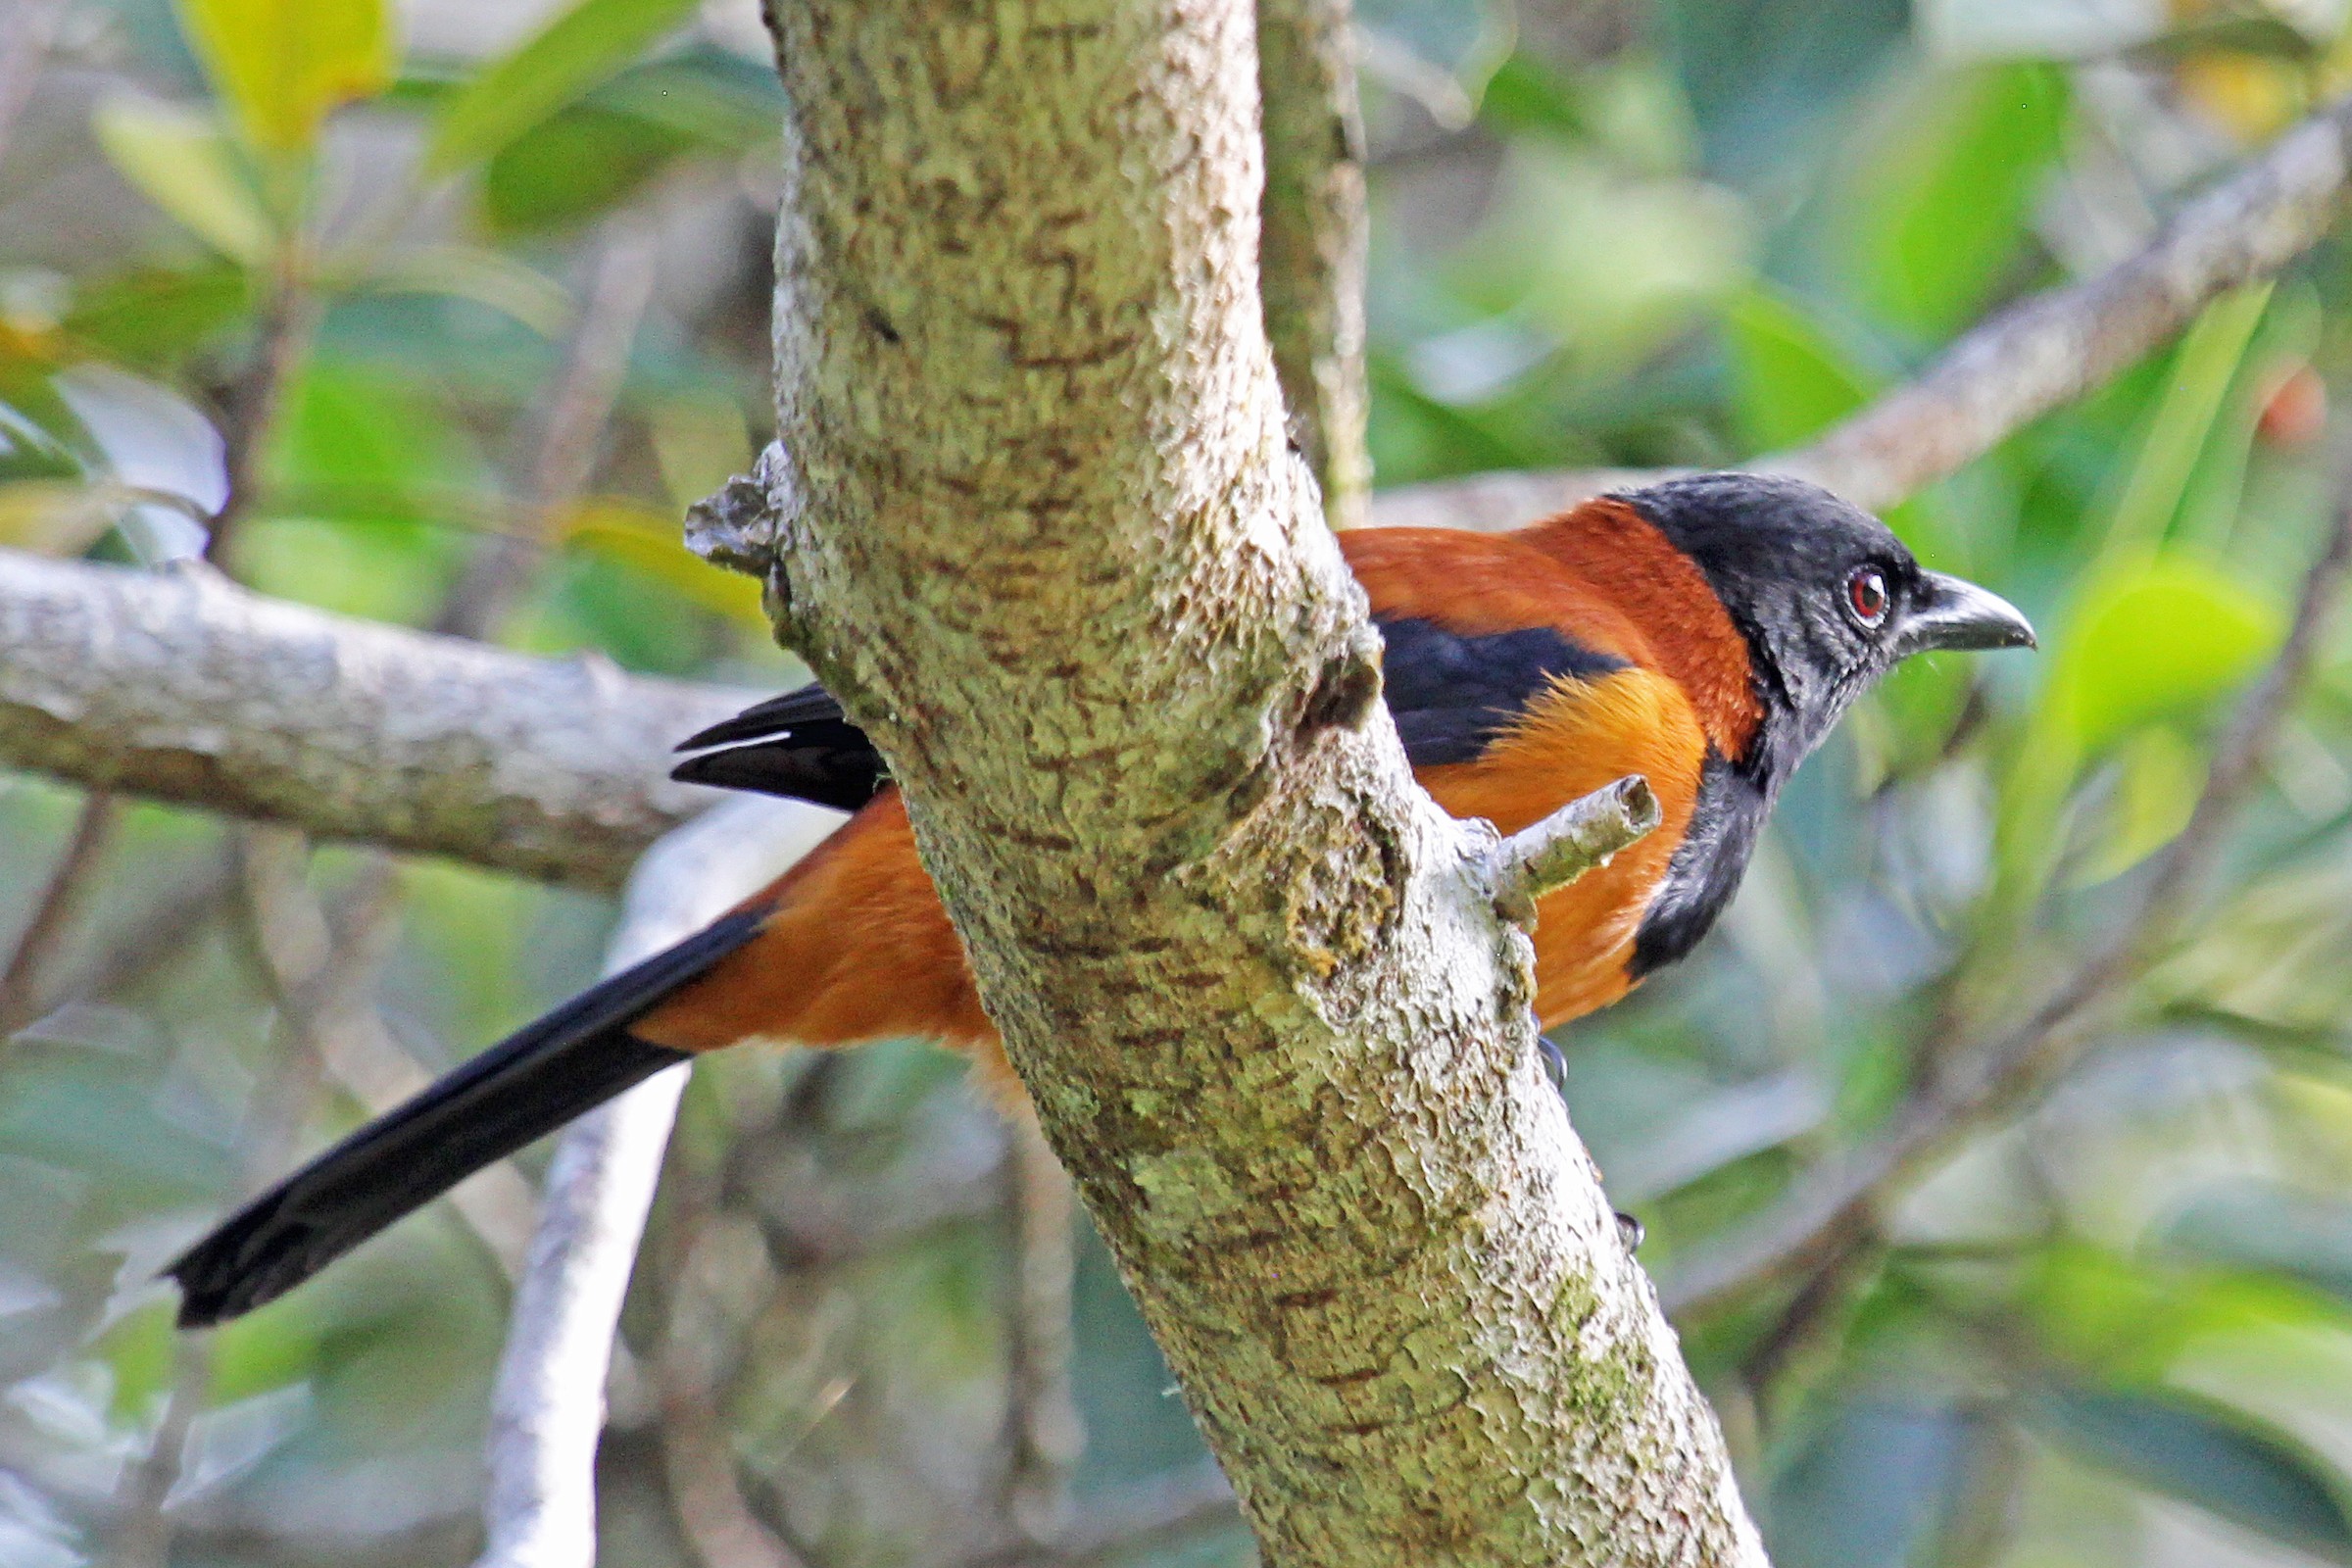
[707,2,1765,1562]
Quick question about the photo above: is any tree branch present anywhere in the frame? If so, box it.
[473,794,843,1568]
[1257,0,1372,528]
[1659,447,2352,1319]
[1779,98,2352,513]
[1369,466,1666,534]
[1372,95,2352,529]
[724,2,1763,1561]
[0,792,121,1037]
[0,549,754,888]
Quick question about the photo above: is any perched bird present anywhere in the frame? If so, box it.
[168,473,2033,1326]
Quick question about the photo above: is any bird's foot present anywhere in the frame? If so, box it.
[1538,1034,1569,1102]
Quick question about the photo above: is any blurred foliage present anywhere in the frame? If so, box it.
[10,0,2352,1566]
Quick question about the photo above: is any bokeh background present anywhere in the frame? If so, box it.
[8,0,2352,1563]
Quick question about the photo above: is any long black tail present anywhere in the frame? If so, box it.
[169,908,765,1328]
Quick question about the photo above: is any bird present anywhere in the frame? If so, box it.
[166,472,2034,1327]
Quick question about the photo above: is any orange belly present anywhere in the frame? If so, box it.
[633,791,1002,1067]
[1418,667,1703,1021]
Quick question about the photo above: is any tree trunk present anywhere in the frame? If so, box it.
[706,3,1765,1562]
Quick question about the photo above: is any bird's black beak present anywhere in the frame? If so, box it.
[1893,571,2035,658]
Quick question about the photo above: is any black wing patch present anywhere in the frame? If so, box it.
[1376,614,1627,767]
[1627,750,1767,978]
[676,620,1622,809]
[671,683,885,811]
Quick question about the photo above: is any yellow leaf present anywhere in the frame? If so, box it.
[560,499,765,625]
[174,0,397,154]
[0,480,140,557]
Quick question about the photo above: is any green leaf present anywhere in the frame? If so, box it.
[60,263,252,368]
[2128,16,2328,63]
[2072,724,2205,886]
[1989,555,2277,923]
[173,0,397,154]
[1723,286,1881,454]
[362,244,570,336]
[480,104,692,235]
[1846,62,2070,339]
[592,51,784,144]
[0,401,81,485]
[91,98,272,264]
[2026,1386,2352,1564]
[2163,1180,2352,1312]
[1767,1398,1993,1568]
[2053,556,2280,758]
[424,0,703,176]
[1475,51,1593,142]
[2101,285,2273,558]
[478,55,781,234]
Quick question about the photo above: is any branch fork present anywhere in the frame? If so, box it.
[1482,774,1660,926]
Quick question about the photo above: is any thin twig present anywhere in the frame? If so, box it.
[9,186,328,1039]
[652,1150,808,1568]
[234,841,540,1275]
[1661,449,2352,1318]
[204,265,317,566]
[1256,0,1371,527]
[1001,1113,1084,1545]
[260,211,671,1291]
[0,792,121,1037]
[644,1027,810,1568]
[1485,774,1660,924]
[436,219,662,638]
[964,1459,1239,1568]
[107,1340,213,1568]
[659,1366,807,1568]
[1782,99,2352,513]
[30,843,231,1021]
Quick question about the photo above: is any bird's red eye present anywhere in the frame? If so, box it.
[1846,567,1888,628]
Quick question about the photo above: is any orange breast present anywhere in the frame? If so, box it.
[1419,666,1706,1024]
